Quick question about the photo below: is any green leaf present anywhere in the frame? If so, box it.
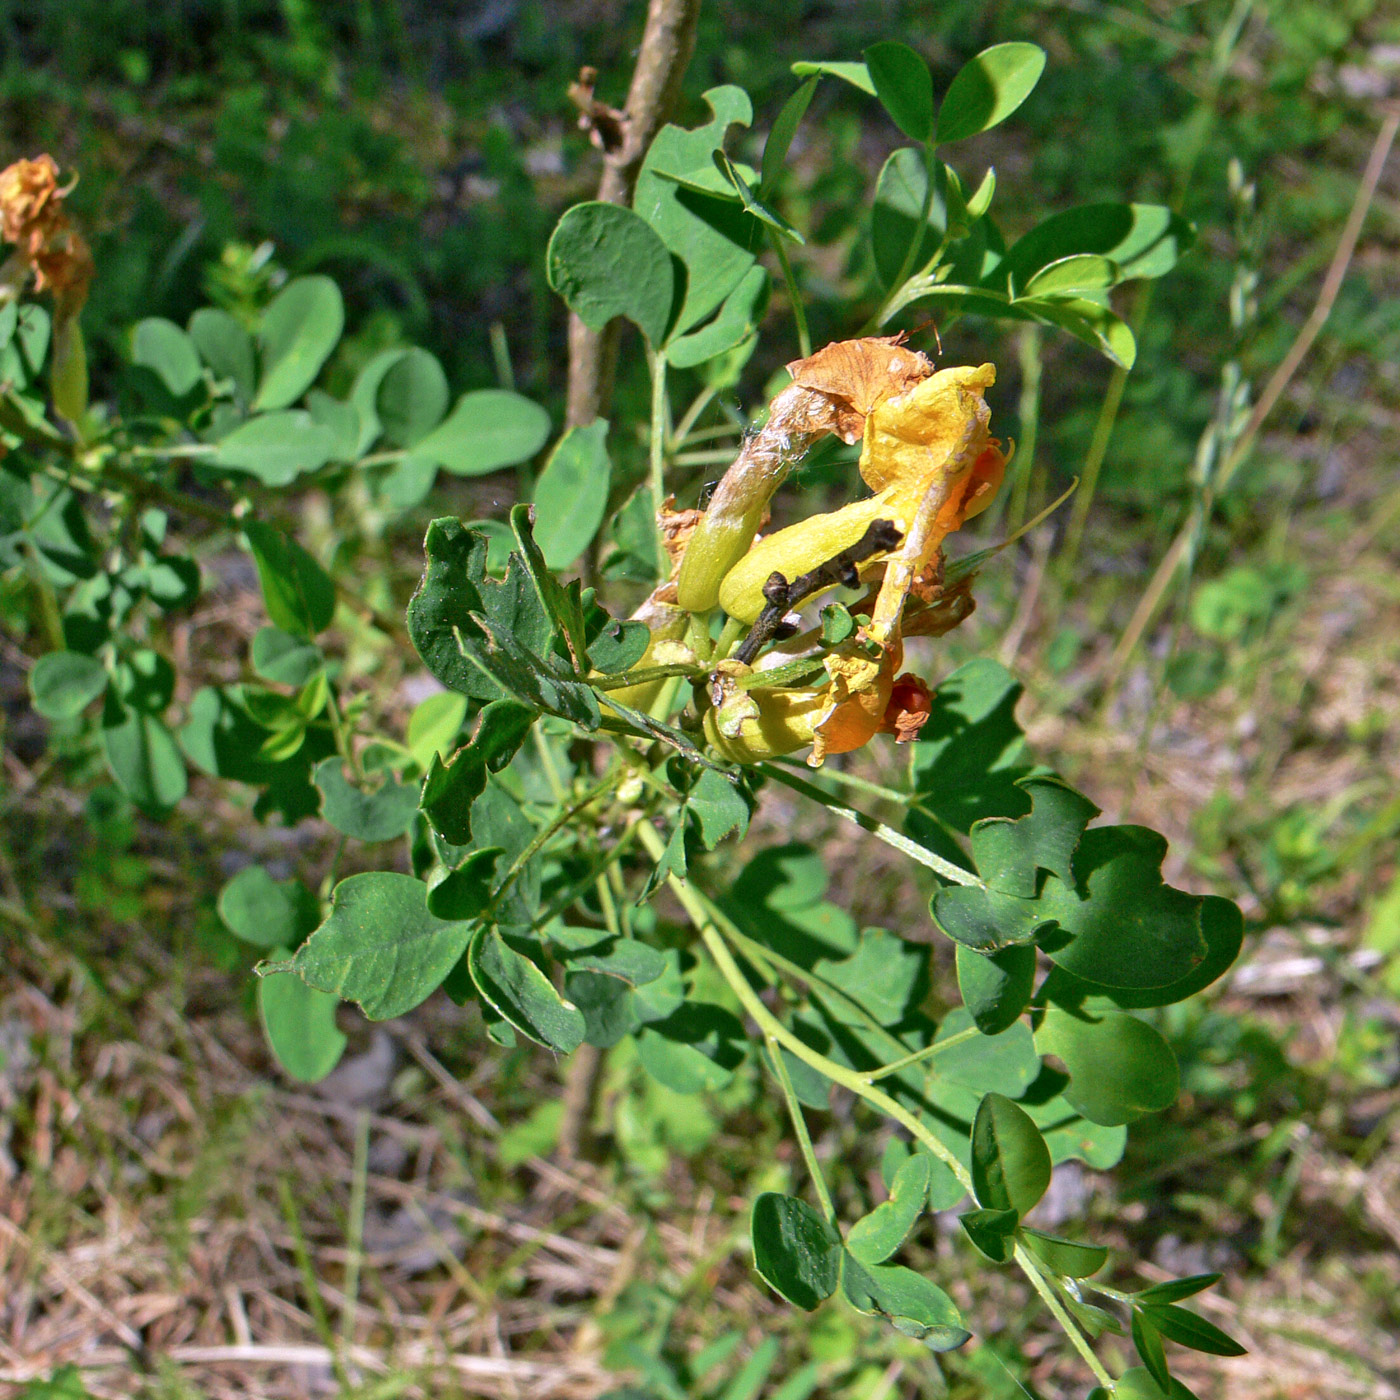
[251,626,323,686]
[1092,1368,1200,1400]
[419,698,537,844]
[259,946,347,1083]
[936,43,1046,144]
[790,59,874,94]
[468,927,586,1053]
[15,1365,94,1399]
[508,501,590,670]
[587,618,651,674]
[840,1256,971,1349]
[189,307,256,403]
[531,419,612,568]
[760,77,817,197]
[958,1206,1018,1262]
[1020,254,1120,298]
[994,203,1194,292]
[970,1092,1051,1216]
[932,883,1043,952]
[28,650,107,720]
[375,347,448,447]
[566,969,640,1048]
[1139,1304,1246,1357]
[218,866,320,950]
[1021,1226,1108,1278]
[547,203,675,346]
[908,658,1032,834]
[602,484,662,584]
[664,265,769,370]
[413,390,551,476]
[751,1193,842,1310]
[931,1011,1040,1098]
[814,927,927,1026]
[407,519,599,724]
[634,86,760,335]
[1042,896,1241,1013]
[304,390,360,461]
[426,846,500,921]
[132,317,203,397]
[112,649,175,714]
[636,1002,746,1093]
[847,1152,930,1265]
[213,410,338,486]
[1132,1308,1173,1394]
[957,944,1036,1035]
[1035,1007,1180,1126]
[865,42,934,143]
[243,521,336,637]
[686,768,751,849]
[968,777,1098,898]
[712,150,804,243]
[289,871,474,1019]
[350,347,410,454]
[314,758,420,842]
[102,701,187,813]
[406,691,468,770]
[1021,295,1136,370]
[561,936,669,988]
[254,275,344,410]
[1135,1274,1222,1306]
[638,817,688,904]
[1038,827,1207,989]
[871,147,946,290]
[1029,1098,1128,1171]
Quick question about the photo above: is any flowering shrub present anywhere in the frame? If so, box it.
[3,36,1242,1396]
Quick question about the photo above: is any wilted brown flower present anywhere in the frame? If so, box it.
[0,154,93,313]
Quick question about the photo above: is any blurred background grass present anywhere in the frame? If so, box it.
[2,1,1400,1397]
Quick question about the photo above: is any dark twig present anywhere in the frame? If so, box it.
[732,519,901,665]
[565,0,703,428]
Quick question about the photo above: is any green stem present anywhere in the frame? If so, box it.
[1004,322,1044,535]
[769,227,811,358]
[591,661,707,691]
[1061,351,1130,570]
[757,763,981,887]
[650,349,670,559]
[714,615,745,660]
[635,819,970,1187]
[671,385,720,448]
[766,1040,835,1221]
[773,759,969,850]
[486,769,619,916]
[1060,0,1254,574]
[863,1024,981,1084]
[635,820,1109,1387]
[22,540,65,652]
[278,1178,352,1390]
[340,1110,370,1353]
[863,141,940,332]
[712,908,904,1049]
[1013,1243,1114,1390]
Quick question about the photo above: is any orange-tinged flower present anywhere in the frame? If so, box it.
[0,155,66,249]
[0,154,93,315]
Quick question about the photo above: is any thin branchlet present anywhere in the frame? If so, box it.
[732,518,901,665]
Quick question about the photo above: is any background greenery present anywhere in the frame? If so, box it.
[2,0,1399,1396]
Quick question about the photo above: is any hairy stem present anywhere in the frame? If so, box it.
[757,763,981,887]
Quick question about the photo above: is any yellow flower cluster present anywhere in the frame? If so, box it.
[666,337,1006,767]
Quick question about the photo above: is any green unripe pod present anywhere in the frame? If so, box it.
[716,494,892,623]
